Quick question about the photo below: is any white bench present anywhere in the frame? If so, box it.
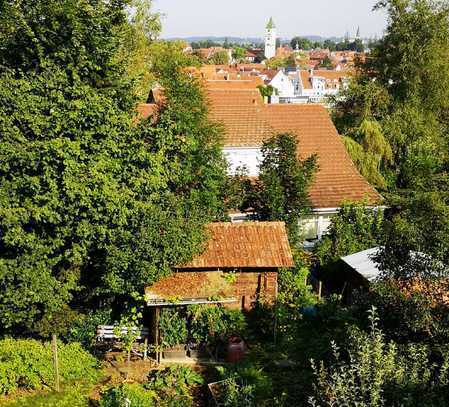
[96,325,149,341]
[96,325,150,359]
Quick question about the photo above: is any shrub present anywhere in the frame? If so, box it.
[215,363,273,406]
[159,308,188,348]
[100,383,157,407]
[187,305,247,344]
[5,382,93,407]
[145,365,203,406]
[309,308,449,407]
[0,338,99,395]
[100,366,203,407]
[65,308,112,350]
[353,279,449,346]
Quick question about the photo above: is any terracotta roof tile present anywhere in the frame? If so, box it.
[206,82,381,208]
[179,222,294,269]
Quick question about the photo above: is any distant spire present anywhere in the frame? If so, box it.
[266,17,275,30]
[356,26,361,39]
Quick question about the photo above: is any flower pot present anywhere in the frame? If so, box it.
[226,336,245,363]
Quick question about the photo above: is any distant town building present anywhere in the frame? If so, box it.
[268,68,351,104]
[264,17,276,59]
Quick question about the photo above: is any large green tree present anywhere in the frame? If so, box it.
[234,134,317,245]
[335,0,449,193]
[0,2,226,334]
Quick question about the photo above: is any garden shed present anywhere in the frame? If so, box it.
[145,221,294,309]
[144,221,294,361]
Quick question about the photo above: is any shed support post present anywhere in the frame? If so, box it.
[155,307,161,364]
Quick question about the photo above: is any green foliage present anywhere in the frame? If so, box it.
[215,362,274,407]
[100,365,203,407]
[119,0,162,100]
[377,192,449,279]
[65,308,112,350]
[209,50,230,65]
[3,382,94,407]
[0,339,99,395]
[353,279,449,346]
[278,266,316,310]
[187,305,247,344]
[310,308,449,407]
[241,134,317,245]
[232,47,246,61]
[149,365,203,387]
[100,383,157,407]
[333,0,449,192]
[0,8,226,334]
[314,202,384,266]
[290,37,313,50]
[159,309,188,348]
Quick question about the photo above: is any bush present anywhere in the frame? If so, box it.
[65,308,112,350]
[100,366,203,407]
[309,308,449,407]
[100,383,157,407]
[0,339,99,395]
[353,279,449,346]
[145,365,203,406]
[215,363,273,406]
[187,305,247,344]
[159,308,188,348]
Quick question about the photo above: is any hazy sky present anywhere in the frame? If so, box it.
[154,0,387,39]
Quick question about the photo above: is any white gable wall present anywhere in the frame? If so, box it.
[269,71,295,98]
[223,147,262,177]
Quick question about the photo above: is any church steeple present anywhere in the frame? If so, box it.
[264,17,277,59]
[266,17,276,30]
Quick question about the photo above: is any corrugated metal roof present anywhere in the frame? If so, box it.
[341,247,381,281]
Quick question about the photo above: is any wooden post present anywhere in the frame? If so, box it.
[51,334,60,392]
[143,337,148,361]
[318,281,322,300]
[155,307,161,364]
[273,275,279,346]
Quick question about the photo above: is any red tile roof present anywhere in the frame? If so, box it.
[179,222,294,269]
[206,83,381,208]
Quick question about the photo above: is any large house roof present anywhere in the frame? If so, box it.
[179,222,294,269]
[206,82,381,208]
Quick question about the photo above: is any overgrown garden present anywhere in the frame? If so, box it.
[0,0,449,406]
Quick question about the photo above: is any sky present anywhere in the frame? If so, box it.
[154,0,388,39]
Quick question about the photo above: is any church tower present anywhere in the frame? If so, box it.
[264,17,276,60]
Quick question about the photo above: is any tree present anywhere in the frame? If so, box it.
[0,6,227,334]
[209,50,230,65]
[290,37,313,50]
[314,202,384,266]
[375,192,449,279]
[232,47,246,61]
[336,0,449,193]
[247,134,317,245]
[317,56,333,69]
